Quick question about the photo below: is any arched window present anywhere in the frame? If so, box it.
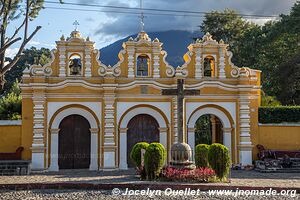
[69,54,82,75]
[136,54,149,77]
[203,56,215,77]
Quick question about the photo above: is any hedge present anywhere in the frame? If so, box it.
[130,142,149,167]
[195,144,210,168]
[259,106,300,124]
[144,142,166,180]
[208,143,230,180]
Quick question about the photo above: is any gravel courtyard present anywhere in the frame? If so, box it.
[0,189,298,200]
[0,169,299,188]
[0,170,299,199]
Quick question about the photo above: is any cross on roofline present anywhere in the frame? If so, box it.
[139,0,145,32]
[73,20,79,31]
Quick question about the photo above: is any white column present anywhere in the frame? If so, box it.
[153,54,160,78]
[187,127,195,151]
[49,129,59,171]
[239,97,253,165]
[89,128,98,170]
[127,47,135,78]
[119,128,128,170]
[195,48,203,78]
[223,128,232,160]
[58,46,66,77]
[31,93,46,170]
[103,91,117,169]
[85,48,92,77]
[159,127,168,150]
[218,47,226,78]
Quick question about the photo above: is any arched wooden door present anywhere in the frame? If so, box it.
[58,114,91,169]
[127,114,159,167]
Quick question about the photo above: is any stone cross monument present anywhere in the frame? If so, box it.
[162,78,200,168]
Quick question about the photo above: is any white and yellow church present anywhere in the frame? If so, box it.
[11,29,264,171]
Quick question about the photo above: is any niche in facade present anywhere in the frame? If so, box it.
[203,56,215,77]
[136,54,150,77]
[69,54,82,76]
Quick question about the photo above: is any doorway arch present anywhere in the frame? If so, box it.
[48,107,99,171]
[187,106,234,160]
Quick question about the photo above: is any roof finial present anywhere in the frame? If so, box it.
[73,20,79,31]
[139,0,145,32]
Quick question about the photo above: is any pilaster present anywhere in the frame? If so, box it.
[103,86,117,169]
[238,96,253,165]
[49,128,59,171]
[85,48,92,77]
[58,46,66,77]
[218,47,226,78]
[119,128,128,169]
[187,127,196,152]
[153,52,160,78]
[195,48,203,78]
[31,91,46,170]
[90,128,99,170]
[127,47,135,78]
[222,127,233,159]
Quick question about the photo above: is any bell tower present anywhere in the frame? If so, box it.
[56,21,94,78]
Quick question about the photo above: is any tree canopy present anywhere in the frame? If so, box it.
[201,2,300,105]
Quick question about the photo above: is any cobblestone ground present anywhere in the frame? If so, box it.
[0,189,298,200]
[0,169,299,188]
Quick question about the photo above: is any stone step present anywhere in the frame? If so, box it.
[256,167,300,173]
[0,160,31,176]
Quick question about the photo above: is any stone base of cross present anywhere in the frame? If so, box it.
[162,78,200,169]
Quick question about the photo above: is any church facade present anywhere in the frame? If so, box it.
[20,30,261,171]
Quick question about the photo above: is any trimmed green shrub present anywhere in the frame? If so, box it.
[259,106,300,124]
[144,142,167,180]
[195,144,210,168]
[130,142,149,167]
[208,143,230,180]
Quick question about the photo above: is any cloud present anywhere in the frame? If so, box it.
[5,48,19,58]
[28,40,41,45]
[91,0,297,37]
[27,40,55,48]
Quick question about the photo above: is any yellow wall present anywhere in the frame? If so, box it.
[21,98,34,160]
[255,124,300,158]
[0,123,22,152]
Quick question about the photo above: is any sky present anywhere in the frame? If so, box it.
[6,0,298,57]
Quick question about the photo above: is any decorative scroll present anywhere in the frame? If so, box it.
[162,50,175,77]
[95,49,123,77]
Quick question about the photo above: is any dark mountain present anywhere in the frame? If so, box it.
[100,30,202,67]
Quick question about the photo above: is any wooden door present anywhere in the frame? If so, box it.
[127,114,159,167]
[58,114,91,169]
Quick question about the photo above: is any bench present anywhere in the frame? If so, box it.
[257,144,300,160]
[0,147,24,160]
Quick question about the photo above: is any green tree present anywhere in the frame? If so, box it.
[261,91,281,106]
[0,80,21,119]
[200,2,300,105]
[2,47,51,95]
[200,9,258,66]
[0,0,62,89]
